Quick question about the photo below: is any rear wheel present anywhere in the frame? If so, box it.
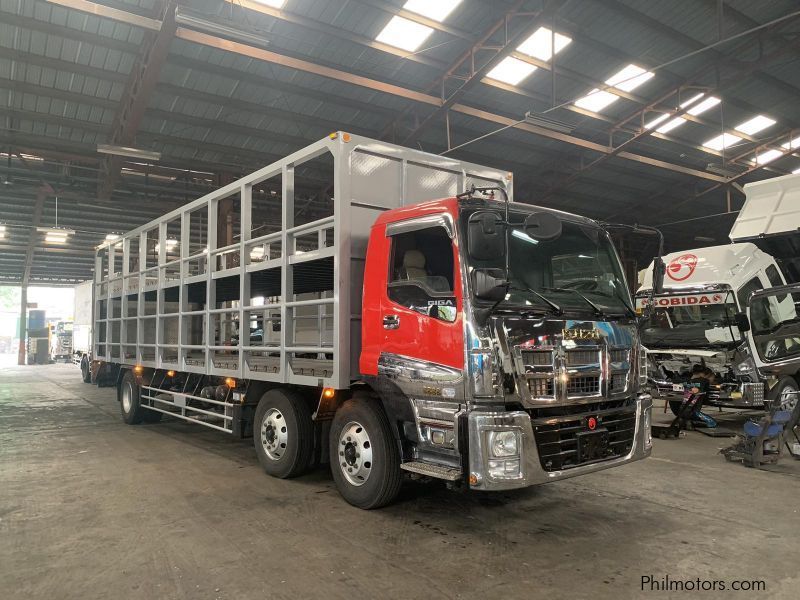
[119,370,145,424]
[329,396,402,509]
[253,388,314,479]
[80,356,91,383]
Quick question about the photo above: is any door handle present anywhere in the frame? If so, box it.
[383,314,400,330]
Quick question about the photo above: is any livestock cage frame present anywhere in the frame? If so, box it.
[93,133,513,390]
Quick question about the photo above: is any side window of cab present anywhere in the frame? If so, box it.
[386,225,457,322]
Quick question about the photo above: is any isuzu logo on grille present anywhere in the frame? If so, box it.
[562,328,601,340]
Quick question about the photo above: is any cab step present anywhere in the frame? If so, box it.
[400,461,462,481]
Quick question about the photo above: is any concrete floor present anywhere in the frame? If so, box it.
[1,362,798,600]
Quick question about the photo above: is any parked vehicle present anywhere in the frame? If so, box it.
[90,133,652,508]
[50,321,73,362]
[73,280,93,382]
[638,173,800,413]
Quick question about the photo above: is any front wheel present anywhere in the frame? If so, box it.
[329,396,402,509]
[771,376,799,412]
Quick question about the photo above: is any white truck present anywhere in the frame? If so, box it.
[637,173,800,413]
[73,280,93,381]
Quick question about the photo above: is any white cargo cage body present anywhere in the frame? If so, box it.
[638,172,800,411]
[93,133,510,392]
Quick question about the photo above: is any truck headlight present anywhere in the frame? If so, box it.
[638,345,648,387]
[488,430,518,457]
[735,356,757,380]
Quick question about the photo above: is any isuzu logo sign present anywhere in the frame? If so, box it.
[636,293,726,308]
[666,253,698,281]
[562,328,601,340]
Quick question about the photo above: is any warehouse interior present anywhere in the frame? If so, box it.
[1,1,800,598]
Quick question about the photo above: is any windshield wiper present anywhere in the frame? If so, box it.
[509,284,562,315]
[544,287,605,317]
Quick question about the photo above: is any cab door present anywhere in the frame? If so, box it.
[359,213,464,376]
[746,284,800,370]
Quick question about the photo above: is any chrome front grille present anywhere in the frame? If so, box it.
[566,376,600,395]
[565,350,598,365]
[522,350,553,366]
[517,344,632,402]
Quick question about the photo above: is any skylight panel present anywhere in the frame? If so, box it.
[686,96,720,116]
[781,136,800,150]
[403,0,463,22]
[644,113,671,130]
[486,57,537,85]
[517,27,572,61]
[754,149,784,165]
[575,90,619,112]
[735,115,776,136]
[605,64,654,92]
[376,16,434,52]
[574,64,654,113]
[644,93,706,132]
[655,117,686,134]
[703,133,743,151]
[253,0,286,7]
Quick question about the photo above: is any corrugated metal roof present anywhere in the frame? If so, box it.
[2,0,800,283]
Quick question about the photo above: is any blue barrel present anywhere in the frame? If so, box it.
[28,310,46,330]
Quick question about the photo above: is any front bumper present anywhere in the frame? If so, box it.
[651,382,764,407]
[467,395,652,490]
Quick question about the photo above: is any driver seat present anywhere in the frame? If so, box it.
[401,250,428,281]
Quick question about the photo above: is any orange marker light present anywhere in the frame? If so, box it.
[166,370,176,378]
[468,474,479,486]
[224,377,236,388]
[342,132,351,142]
[133,365,143,374]
[322,387,335,400]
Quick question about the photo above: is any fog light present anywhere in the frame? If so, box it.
[488,458,521,479]
[489,430,518,457]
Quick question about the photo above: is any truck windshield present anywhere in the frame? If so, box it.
[638,293,743,348]
[462,208,634,317]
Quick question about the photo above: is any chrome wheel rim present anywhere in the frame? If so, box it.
[122,382,132,413]
[338,421,373,486]
[779,384,798,412]
[260,408,288,461]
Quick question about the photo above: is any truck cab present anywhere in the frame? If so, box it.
[638,172,800,412]
[359,194,652,489]
[637,243,789,408]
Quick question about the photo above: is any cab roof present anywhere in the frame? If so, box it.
[638,242,777,294]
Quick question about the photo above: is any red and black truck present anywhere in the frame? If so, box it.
[88,133,652,508]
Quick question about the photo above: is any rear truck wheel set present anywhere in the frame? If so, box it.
[117,372,403,508]
[80,355,91,383]
[118,371,162,425]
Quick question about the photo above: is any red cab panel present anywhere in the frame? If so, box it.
[360,199,465,376]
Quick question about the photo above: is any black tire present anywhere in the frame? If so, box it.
[329,396,402,509]
[253,388,314,479]
[119,370,146,425]
[770,376,799,412]
[81,356,91,383]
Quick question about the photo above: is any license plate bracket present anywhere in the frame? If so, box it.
[576,429,610,463]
